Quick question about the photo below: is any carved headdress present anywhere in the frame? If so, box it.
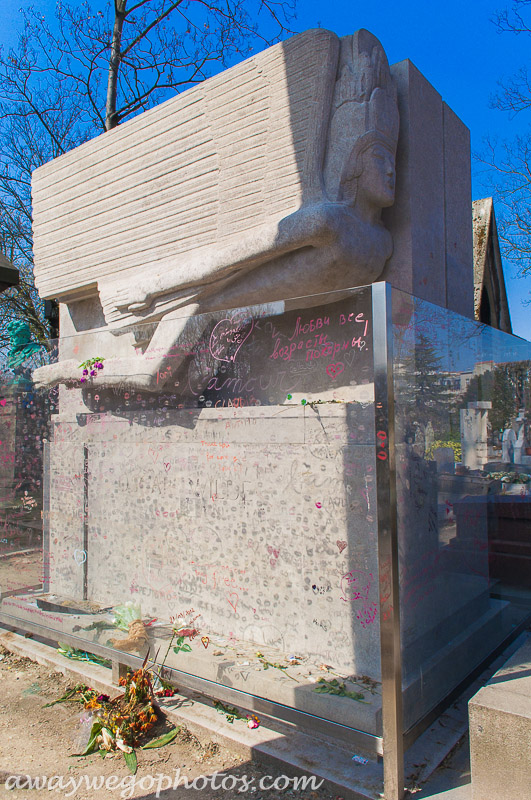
[324,29,399,203]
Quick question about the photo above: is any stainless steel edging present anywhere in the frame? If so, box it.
[0,613,383,756]
[372,283,404,799]
[42,440,51,593]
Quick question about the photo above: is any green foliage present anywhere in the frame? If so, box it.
[123,750,137,775]
[77,720,104,756]
[491,368,518,433]
[173,636,192,655]
[212,701,259,728]
[426,439,462,462]
[213,700,245,724]
[457,362,531,433]
[6,320,42,368]
[312,678,368,703]
[112,601,141,631]
[43,685,89,708]
[256,653,299,681]
[142,727,180,749]
[395,333,455,439]
[57,644,111,667]
[488,471,531,484]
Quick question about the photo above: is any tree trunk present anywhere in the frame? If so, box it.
[106,1,127,131]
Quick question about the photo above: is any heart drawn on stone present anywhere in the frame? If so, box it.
[326,362,345,379]
[74,549,87,564]
[227,592,239,613]
[163,461,171,472]
[209,318,254,363]
[0,399,6,407]
[336,540,347,554]
[201,636,210,649]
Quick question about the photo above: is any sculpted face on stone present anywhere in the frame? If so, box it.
[341,141,396,211]
[32,28,399,392]
[323,29,398,207]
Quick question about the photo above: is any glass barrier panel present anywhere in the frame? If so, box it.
[392,288,531,733]
[0,286,384,753]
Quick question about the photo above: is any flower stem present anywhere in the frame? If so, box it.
[159,632,175,677]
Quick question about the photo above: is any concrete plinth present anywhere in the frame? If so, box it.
[469,637,531,800]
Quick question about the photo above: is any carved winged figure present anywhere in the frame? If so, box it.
[32,28,399,391]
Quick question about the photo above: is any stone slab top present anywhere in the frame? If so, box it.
[31,28,341,301]
[469,635,531,714]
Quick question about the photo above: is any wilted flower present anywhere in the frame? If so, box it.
[115,737,133,753]
[247,715,260,729]
[100,727,114,750]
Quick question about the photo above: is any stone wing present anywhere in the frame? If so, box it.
[32,29,340,308]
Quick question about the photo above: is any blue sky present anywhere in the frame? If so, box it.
[1,0,530,339]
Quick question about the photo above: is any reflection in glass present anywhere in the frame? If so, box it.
[1,284,530,754]
[392,289,531,732]
[1,287,386,747]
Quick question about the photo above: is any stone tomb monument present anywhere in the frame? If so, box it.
[31,27,473,392]
[16,28,501,741]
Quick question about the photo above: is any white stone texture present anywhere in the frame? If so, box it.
[45,404,382,683]
[33,28,398,320]
[33,29,338,300]
[461,403,491,470]
[33,28,403,392]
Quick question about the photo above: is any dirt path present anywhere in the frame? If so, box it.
[0,645,335,800]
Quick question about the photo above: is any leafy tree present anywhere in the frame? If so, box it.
[395,332,454,439]
[457,361,531,434]
[0,0,295,360]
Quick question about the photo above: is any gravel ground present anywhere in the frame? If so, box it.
[0,644,337,800]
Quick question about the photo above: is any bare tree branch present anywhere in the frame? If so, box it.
[121,2,184,60]
[480,1,531,293]
[0,0,297,352]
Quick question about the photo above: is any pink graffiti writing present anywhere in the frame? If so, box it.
[288,315,330,340]
[341,570,373,603]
